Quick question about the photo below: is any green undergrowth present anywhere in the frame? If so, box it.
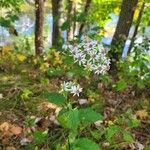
[0,52,150,150]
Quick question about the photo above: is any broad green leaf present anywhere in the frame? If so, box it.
[44,92,66,106]
[145,145,150,150]
[33,131,48,144]
[123,131,134,142]
[106,126,120,140]
[128,118,140,128]
[73,138,100,150]
[79,108,103,125]
[57,109,80,131]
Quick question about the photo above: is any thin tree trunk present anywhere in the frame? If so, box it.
[66,0,74,41]
[73,3,76,38]
[79,0,92,34]
[35,0,44,55]
[8,26,18,36]
[128,1,145,53]
[51,0,63,48]
[110,0,138,71]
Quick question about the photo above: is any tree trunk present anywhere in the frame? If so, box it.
[51,0,63,48]
[110,0,138,70]
[8,26,18,36]
[35,0,44,55]
[79,0,92,34]
[128,1,145,53]
[73,4,76,37]
[66,0,75,41]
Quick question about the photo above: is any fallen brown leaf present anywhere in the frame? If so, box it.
[0,122,10,132]
[10,125,22,135]
[136,109,149,120]
[38,102,59,111]
[6,146,17,150]
[0,122,22,137]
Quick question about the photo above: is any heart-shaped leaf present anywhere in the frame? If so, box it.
[44,92,66,106]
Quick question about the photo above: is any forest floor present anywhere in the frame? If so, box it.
[0,59,150,150]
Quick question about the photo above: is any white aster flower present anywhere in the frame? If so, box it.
[66,36,110,75]
[70,85,83,97]
[84,61,95,71]
[61,82,70,92]
[74,52,86,65]
[70,46,79,55]
[89,51,99,62]
[94,63,109,75]
[94,65,103,75]
[60,82,83,97]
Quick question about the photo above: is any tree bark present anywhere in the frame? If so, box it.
[110,0,138,70]
[79,0,92,34]
[8,26,18,36]
[73,4,76,37]
[51,0,63,48]
[128,1,145,53]
[66,0,74,41]
[35,0,44,55]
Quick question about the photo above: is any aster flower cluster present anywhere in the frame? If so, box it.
[63,36,110,75]
[60,81,82,97]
